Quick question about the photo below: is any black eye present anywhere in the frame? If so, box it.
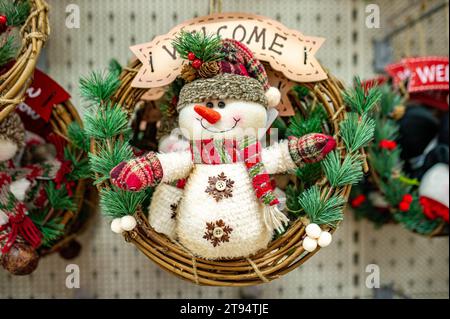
[218,101,226,108]
[206,102,214,108]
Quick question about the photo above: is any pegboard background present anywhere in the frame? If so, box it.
[1,0,448,299]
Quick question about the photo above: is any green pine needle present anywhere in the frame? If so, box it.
[89,140,133,184]
[84,103,130,140]
[45,182,77,211]
[0,36,17,67]
[296,162,323,187]
[67,122,90,152]
[298,185,345,227]
[29,211,65,248]
[80,71,121,105]
[343,77,382,115]
[292,85,310,99]
[172,30,225,63]
[368,148,402,180]
[108,58,122,76]
[286,184,302,214]
[64,148,91,180]
[340,113,375,152]
[374,118,398,143]
[286,106,326,137]
[322,151,364,187]
[100,187,147,218]
[379,85,403,116]
[0,0,30,26]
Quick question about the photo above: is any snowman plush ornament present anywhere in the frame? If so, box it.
[110,32,336,259]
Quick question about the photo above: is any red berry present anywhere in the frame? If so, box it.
[351,194,367,208]
[399,201,411,212]
[192,59,203,69]
[0,15,8,33]
[187,52,196,61]
[402,194,413,204]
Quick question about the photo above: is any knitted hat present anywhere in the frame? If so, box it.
[173,32,281,110]
[0,112,25,149]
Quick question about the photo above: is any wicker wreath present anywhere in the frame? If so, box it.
[37,100,95,258]
[1,98,94,275]
[83,57,372,286]
[0,0,49,123]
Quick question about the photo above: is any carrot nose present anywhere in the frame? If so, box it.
[194,105,221,124]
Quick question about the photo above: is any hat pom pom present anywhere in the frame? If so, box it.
[265,87,281,108]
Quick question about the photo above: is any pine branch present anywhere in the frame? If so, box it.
[172,30,225,63]
[298,185,345,227]
[286,106,326,137]
[373,118,398,143]
[64,148,91,181]
[100,187,147,218]
[322,151,364,187]
[286,184,302,214]
[79,71,121,106]
[0,36,17,67]
[368,148,402,180]
[84,103,130,140]
[108,58,122,76]
[343,77,382,115]
[89,140,133,184]
[379,85,403,116]
[0,0,30,26]
[45,182,76,211]
[340,113,375,152]
[29,210,64,248]
[295,162,323,187]
[67,122,90,152]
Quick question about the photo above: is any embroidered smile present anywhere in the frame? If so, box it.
[197,117,241,133]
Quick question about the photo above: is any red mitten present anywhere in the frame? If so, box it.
[110,152,163,191]
[288,133,336,166]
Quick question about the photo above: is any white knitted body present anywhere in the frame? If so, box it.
[176,163,272,259]
[148,183,183,240]
[155,141,295,259]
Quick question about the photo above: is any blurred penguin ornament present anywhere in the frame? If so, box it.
[110,32,336,259]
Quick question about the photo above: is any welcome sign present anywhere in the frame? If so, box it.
[130,13,327,88]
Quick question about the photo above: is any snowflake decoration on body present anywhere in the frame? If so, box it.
[203,219,233,247]
[205,172,234,202]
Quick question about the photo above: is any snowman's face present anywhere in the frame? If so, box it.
[178,99,267,140]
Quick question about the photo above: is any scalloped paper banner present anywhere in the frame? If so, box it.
[130,13,327,88]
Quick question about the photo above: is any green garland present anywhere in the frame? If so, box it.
[350,85,443,235]
[280,78,378,228]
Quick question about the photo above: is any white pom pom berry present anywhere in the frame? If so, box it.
[111,218,123,234]
[302,236,318,252]
[305,223,322,239]
[318,231,332,248]
[120,215,137,231]
[265,86,281,108]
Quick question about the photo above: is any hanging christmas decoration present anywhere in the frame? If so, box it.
[81,13,376,286]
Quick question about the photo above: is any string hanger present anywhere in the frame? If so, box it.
[209,0,223,14]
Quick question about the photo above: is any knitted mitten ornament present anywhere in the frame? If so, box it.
[110,32,336,259]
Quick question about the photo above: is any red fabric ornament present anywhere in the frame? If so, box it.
[420,196,449,223]
[187,52,196,61]
[0,15,8,33]
[379,139,398,151]
[192,59,203,69]
[351,194,367,208]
